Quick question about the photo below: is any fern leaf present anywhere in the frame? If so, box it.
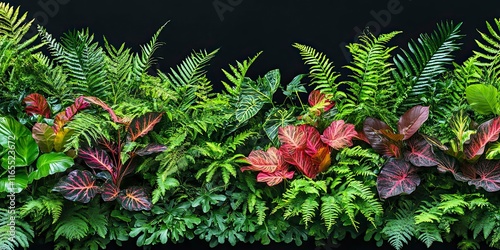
[221,52,262,96]
[320,195,341,231]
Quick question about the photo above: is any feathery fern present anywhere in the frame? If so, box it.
[0,208,34,250]
[474,18,500,84]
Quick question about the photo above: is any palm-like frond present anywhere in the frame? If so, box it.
[103,37,134,104]
[293,43,340,97]
[221,52,262,97]
[341,31,401,125]
[132,22,167,77]
[0,2,40,50]
[393,21,463,113]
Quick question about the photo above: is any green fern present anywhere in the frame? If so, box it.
[103,37,134,104]
[382,201,416,250]
[474,18,500,84]
[64,112,112,151]
[393,21,463,113]
[132,22,167,77]
[221,52,262,97]
[0,2,40,50]
[0,208,34,250]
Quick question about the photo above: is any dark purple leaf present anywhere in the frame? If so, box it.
[101,181,120,201]
[23,93,51,118]
[135,144,167,156]
[468,160,500,192]
[78,148,115,175]
[128,112,164,142]
[377,159,421,199]
[465,117,500,159]
[404,135,439,167]
[397,106,429,140]
[117,186,152,211]
[53,170,99,203]
[363,118,401,158]
[434,151,458,174]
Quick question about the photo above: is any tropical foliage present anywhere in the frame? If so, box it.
[3,2,500,250]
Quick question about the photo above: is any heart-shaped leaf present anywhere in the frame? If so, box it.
[78,148,116,177]
[53,170,99,203]
[117,186,152,211]
[278,125,308,153]
[23,93,51,118]
[28,152,74,182]
[468,160,500,192]
[404,135,439,167]
[256,167,294,186]
[465,117,500,159]
[377,159,421,199]
[101,181,120,201]
[466,84,500,115]
[321,120,357,150]
[242,147,284,173]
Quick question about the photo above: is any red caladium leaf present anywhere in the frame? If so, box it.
[53,96,90,133]
[23,93,51,118]
[242,147,285,173]
[355,130,370,144]
[308,90,335,112]
[404,135,439,167]
[280,147,317,178]
[321,120,358,150]
[32,123,56,153]
[464,117,500,159]
[363,118,401,158]
[52,170,99,203]
[377,159,421,199]
[304,126,323,156]
[127,112,164,142]
[101,181,120,201]
[434,151,459,175]
[78,148,116,181]
[278,125,308,153]
[256,166,295,186]
[135,144,168,156]
[468,160,500,192]
[117,186,152,211]
[397,105,429,140]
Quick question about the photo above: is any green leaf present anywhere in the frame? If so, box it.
[28,152,74,182]
[235,95,264,123]
[466,84,500,115]
[260,69,281,97]
[0,170,28,193]
[263,108,296,145]
[283,74,307,96]
[486,142,500,160]
[1,133,39,168]
[0,116,32,148]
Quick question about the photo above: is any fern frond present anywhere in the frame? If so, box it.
[293,43,340,97]
[474,18,500,84]
[382,201,416,250]
[393,21,463,113]
[320,195,341,231]
[0,208,34,250]
[64,112,112,151]
[0,3,37,46]
[341,31,401,125]
[416,223,443,248]
[103,37,134,104]
[221,51,262,96]
[132,22,167,77]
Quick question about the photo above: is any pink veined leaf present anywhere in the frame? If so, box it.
[242,147,284,173]
[377,159,421,199]
[397,105,429,140]
[404,135,439,167]
[280,147,317,179]
[464,117,500,159]
[304,126,324,156]
[32,123,56,153]
[135,143,168,156]
[128,112,164,142]
[101,181,120,201]
[117,186,152,211]
[278,125,308,153]
[52,170,99,203]
[23,93,51,118]
[308,90,335,112]
[256,167,295,186]
[53,96,91,133]
[78,148,116,180]
[468,160,500,192]
[434,151,459,175]
[321,120,358,150]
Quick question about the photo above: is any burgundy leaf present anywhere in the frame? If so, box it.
[304,126,324,156]
[79,148,115,178]
[278,125,308,153]
[397,105,429,140]
[434,151,459,175]
[308,90,335,112]
[98,139,120,156]
[404,135,439,167]
[135,144,168,156]
[53,170,99,203]
[242,147,285,173]
[101,181,120,201]
[465,117,500,159]
[321,120,358,150]
[128,112,164,142]
[117,186,152,211]
[377,159,421,199]
[23,93,51,118]
[256,167,295,186]
[468,160,500,192]
[32,123,56,153]
[363,118,401,158]
[280,147,317,178]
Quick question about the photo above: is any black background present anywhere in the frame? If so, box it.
[11,0,500,91]
[8,0,500,249]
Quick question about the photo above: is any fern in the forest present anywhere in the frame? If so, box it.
[474,18,500,84]
[0,209,34,250]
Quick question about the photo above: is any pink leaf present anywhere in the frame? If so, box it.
[321,120,358,150]
[83,96,127,124]
[242,147,285,173]
[397,105,429,140]
[101,181,120,201]
[256,167,294,186]
[53,170,99,203]
[465,117,500,159]
[78,148,116,181]
[280,147,317,178]
[127,112,164,142]
[377,159,421,199]
[23,93,51,118]
[53,96,90,133]
[278,125,308,152]
[404,135,439,167]
[308,90,335,112]
[304,126,323,156]
[117,186,152,211]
